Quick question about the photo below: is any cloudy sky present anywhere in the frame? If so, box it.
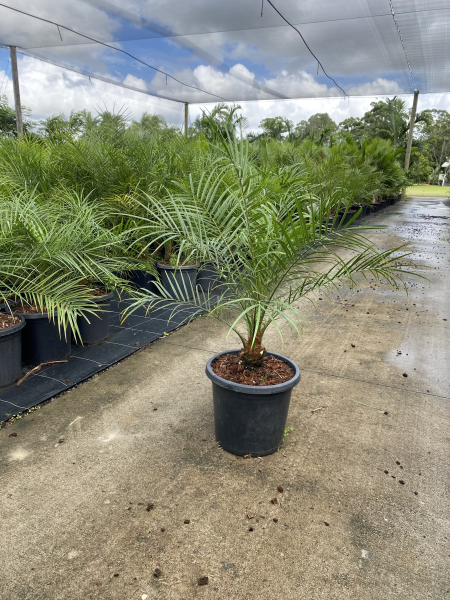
[1,0,449,130]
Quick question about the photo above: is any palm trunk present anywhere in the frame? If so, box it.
[241,330,266,367]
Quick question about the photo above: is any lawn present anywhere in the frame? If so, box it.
[406,185,449,197]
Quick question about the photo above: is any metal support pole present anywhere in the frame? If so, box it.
[184,103,188,139]
[10,46,23,139]
[403,90,419,197]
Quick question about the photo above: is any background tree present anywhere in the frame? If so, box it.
[407,148,432,184]
[192,103,246,141]
[416,109,450,171]
[338,116,368,143]
[296,113,336,142]
[39,110,87,139]
[258,116,291,141]
[129,112,168,137]
[0,95,32,137]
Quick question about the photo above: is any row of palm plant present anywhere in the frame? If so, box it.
[0,112,413,452]
[0,187,151,339]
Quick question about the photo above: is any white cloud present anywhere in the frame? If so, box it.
[263,70,335,98]
[0,0,120,47]
[0,56,186,125]
[2,54,450,134]
[347,78,404,96]
[123,74,148,92]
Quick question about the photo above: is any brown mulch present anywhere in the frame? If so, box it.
[0,313,20,330]
[11,304,47,314]
[89,288,108,297]
[211,352,294,386]
[158,260,197,267]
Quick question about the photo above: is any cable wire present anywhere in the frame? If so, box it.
[0,3,228,102]
[12,5,447,46]
[387,0,417,91]
[265,0,347,97]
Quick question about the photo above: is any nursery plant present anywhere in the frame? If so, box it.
[124,128,415,456]
[0,187,146,357]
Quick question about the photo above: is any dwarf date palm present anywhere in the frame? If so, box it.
[124,131,415,367]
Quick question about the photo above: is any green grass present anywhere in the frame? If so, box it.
[406,185,449,197]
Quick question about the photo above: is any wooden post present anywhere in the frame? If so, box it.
[403,90,419,197]
[184,103,188,139]
[10,46,24,139]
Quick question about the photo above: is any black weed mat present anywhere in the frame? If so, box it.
[0,297,201,422]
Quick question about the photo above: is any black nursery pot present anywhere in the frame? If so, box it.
[157,263,199,299]
[338,210,356,226]
[360,205,369,217]
[12,310,71,367]
[76,290,114,345]
[128,269,159,294]
[205,350,301,457]
[0,316,25,387]
[197,262,227,293]
[197,262,219,291]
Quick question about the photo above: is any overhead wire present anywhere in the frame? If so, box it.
[76,0,289,100]
[0,3,228,102]
[10,5,447,46]
[264,0,347,97]
[387,0,417,91]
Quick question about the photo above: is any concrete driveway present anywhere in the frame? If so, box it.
[1,197,449,600]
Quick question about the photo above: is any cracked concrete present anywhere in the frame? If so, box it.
[0,197,449,600]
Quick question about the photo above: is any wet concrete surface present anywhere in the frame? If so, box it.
[0,197,449,600]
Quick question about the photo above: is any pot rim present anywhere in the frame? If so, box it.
[9,312,60,321]
[85,290,114,304]
[0,315,26,337]
[157,262,200,271]
[205,349,300,395]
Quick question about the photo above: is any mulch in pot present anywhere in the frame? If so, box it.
[0,313,20,330]
[211,352,294,386]
[11,304,48,314]
[158,260,197,267]
[88,288,109,297]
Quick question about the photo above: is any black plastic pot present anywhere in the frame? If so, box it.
[197,262,228,293]
[338,210,356,226]
[197,262,219,291]
[350,205,363,219]
[0,316,25,388]
[128,269,159,294]
[205,350,301,456]
[12,309,71,367]
[76,291,114,345]
[157,263,199,299]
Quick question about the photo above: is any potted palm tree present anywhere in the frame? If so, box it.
[0,188,140,363]
[125,132,414,456]
[156,242,199,300]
